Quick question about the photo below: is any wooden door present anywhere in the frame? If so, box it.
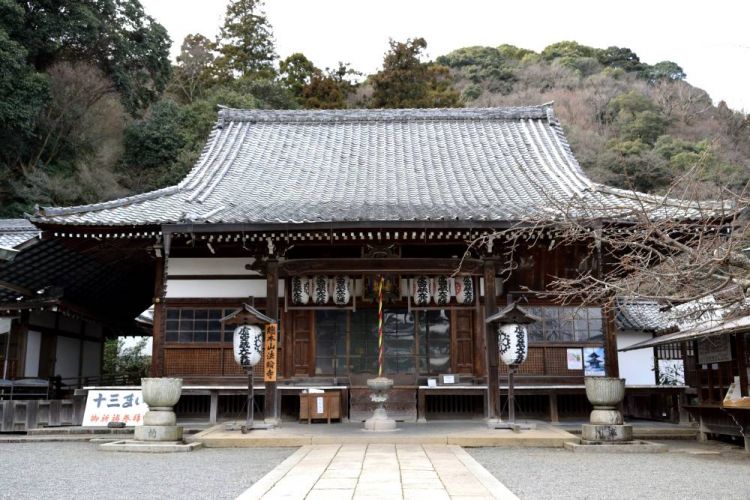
[452,309,474,374]
[291,311,313,376]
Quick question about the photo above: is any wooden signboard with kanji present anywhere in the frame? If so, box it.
[264,323,278,382]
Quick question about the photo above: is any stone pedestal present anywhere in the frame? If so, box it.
[100,377,197,453]
[134,424,183,442]
[138,378,183,442]
[581,423,633,443]
[582,377,631,444]
[364,377,397,432]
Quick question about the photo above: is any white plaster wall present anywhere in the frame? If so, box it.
[24,330,41,377]
[617,331,655,386]
[55,336,80,379]
[82,341,101,378]
[166,279,284,298]
[168,257,259,276]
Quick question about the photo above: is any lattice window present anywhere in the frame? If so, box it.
[526,306,603,342]
[165,308,227,343]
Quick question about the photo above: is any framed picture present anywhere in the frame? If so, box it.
[566,348,583,370]
[583,347,605,376]
[362,275,400,302]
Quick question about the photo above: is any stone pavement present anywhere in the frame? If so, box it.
[190,421,577,448]
[237,443,518,500]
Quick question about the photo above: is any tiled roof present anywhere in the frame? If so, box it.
[31,105,706,227]
[0,219,39,249]
[615,299,675,333]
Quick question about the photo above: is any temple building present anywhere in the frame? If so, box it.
[6,105,685,423]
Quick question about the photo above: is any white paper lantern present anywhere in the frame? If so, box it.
[498,323,528,366]
[433,276,451,306]
[454,276,474,305]
[233,325,263,367]
[332,275,351,305]
[291,276,310,305]
[312,275,330,305]
[412,276,433,306]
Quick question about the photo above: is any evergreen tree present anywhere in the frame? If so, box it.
[369,37,460,109]
[214,0,276,80]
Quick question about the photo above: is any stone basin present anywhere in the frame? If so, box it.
[584,376,625,407]
[141,377,183,408]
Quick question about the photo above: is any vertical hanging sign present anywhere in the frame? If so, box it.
[264,323,278,382]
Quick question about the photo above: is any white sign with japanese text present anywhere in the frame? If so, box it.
[82,389,148,426]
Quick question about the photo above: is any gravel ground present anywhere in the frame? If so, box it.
[0,442,295,500]
[468,444,750,500]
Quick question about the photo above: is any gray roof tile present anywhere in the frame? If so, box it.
[31,106,705,227]
[0,219,39,248]
[616,299,676,333]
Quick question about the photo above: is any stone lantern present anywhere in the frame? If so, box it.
[221,301,275,433]
[485,302,540,430]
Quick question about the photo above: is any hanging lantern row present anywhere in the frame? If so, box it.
[291,275,352,305]
[411,276,475,307]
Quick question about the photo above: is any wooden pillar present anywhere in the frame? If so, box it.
[603,299,620,378]
[549,392,559,423]
[149,254,166,377]
[483,260,500,420]
[264,259,279,422]
[736,333,748,397]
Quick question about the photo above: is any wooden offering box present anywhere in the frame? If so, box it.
[299,391,342,423]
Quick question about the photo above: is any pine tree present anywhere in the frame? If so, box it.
[214,0,277,80]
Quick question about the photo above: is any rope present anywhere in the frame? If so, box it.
[378,275,384,377]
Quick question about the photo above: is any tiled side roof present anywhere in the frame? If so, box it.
[615,299,675,333]
[31,105,706,227]
[0,219,40,248]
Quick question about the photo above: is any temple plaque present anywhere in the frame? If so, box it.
[264,324,278,382]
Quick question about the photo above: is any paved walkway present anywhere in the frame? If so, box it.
[238,444,518,500]
[190,421,577,448]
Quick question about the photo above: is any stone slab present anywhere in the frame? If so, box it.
[98,439,202,453]
[581,423,633,443]
[134,425,183,442]
[236,443,518,500]
[191,421,578,448]
[564,440,668,453]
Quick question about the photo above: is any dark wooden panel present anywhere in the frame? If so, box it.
[292,310,312,376]
[453,309,474,374]
[280,258,483,276]
[164,348,222,376]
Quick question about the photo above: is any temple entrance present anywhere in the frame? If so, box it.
[314,309,451,376]
[313,308,452,422]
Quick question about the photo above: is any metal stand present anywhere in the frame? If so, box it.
[490,365,534,432]
[242,370,254,433]
[508,366,516,424]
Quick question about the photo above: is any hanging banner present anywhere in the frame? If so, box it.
[264,323,278,382]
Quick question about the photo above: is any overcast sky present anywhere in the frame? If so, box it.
[140,0,750,112]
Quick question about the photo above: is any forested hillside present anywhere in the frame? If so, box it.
[1,0,748,217]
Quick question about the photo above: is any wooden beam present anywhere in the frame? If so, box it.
[603,299,620,378]
[278,258,484,276]
[736,332,748,397]
[264,259,279,423]
[0,280,35,297]
[149,256,166,377]
[483,260,500,420]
